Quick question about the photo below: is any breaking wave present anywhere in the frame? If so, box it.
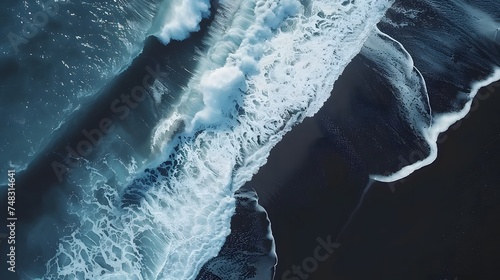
[39,0,393,279]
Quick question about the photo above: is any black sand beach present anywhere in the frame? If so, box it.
[245,59,500,279]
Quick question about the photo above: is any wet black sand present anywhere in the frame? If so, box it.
[246,65,500,279]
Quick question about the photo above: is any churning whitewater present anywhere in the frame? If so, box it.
[2,0,500,279]
[37,0,393,279]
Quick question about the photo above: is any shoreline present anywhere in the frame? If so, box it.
[245,69,500,279]
[373,68,500,183]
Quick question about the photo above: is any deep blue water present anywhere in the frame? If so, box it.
[0,0,499,279]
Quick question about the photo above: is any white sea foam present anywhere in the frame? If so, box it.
[369,0,500,183]
[362,28,432,132]
[150,0,211,44]
[44,0,393,279]
[364,6,500,183]
[371,67,500,182]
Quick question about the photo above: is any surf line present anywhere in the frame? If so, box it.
[336,69,500,243]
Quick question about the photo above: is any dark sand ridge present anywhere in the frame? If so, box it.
[244,62,500,279]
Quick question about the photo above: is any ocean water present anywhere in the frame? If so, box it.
[0,0,499,279]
